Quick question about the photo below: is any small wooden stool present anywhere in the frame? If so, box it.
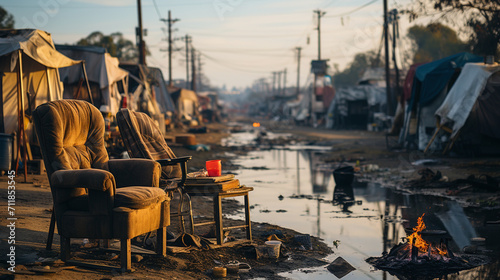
[186,186,253,245]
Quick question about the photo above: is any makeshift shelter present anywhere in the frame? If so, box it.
[0,29,80,177]
[119,63,176,134]
[56,45,129,115]
[426,62,500,153]
[326,85,386,129]
[168,86,201,124]
[400,53,483,150]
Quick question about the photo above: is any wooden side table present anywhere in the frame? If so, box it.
[185,186,253,245]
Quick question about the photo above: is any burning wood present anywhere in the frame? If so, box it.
[366,213,490,278]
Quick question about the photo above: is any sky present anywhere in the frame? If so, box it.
[1,0,426,89]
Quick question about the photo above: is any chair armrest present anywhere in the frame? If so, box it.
[157,156,191,186]
[156,156,192,166]
[51,169,115,192]
[108,159,161,188]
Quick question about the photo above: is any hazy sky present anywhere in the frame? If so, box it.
[2,0,423,89]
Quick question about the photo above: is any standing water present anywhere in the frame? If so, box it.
[223,129,500,279]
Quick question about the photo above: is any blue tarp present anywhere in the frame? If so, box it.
[411,52,483,107]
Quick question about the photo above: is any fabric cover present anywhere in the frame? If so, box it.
[117,108,181,178]
[435,62,500,138]
[56,45,129,115]
[0,29,80,137]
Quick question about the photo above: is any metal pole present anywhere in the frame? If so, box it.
[296,47,302,95]
[383,0,392,115]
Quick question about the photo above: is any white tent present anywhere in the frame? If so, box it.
[56,45,129,115]
[0,29,80,178]
[0,29,80,136]
[435,63,500,138]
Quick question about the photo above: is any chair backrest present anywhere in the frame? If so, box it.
[116,108,180,178]
[33,99,109,180]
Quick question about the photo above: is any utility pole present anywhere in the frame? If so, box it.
[198,53,202,91]
[383,0,392,115]
[390,9,400,104]
[295,47,302,95]
[191,48,196,92]
[136,0,146,65]
[161,10,179,86]
[185,34,191,89]
[272,72,277,95]
[283,68,287,95]
[277,71,282,96]
[314,9,326,60]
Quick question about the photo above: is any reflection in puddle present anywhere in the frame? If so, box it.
[224,132,500,279]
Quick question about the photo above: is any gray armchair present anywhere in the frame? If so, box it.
[33,100,170,271]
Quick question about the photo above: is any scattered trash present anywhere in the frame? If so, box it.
[411,159,440,166]
[332,240,341,249]
[168,233,212,250]
[132,254,143,263]
[255,242,281,259]
[260,229,284,238]
[187,144,211,151]
[264,240,282,258]
[327,256,356,278]
[294,234,312,250]
[267,234,284,242]
[226,261,251,273]
[212,266,227,278]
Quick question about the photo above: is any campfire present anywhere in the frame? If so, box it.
[366,213,489,278]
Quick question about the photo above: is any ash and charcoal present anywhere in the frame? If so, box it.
[366,242,490,279]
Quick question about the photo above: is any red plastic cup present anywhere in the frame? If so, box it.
[206,160,222,177]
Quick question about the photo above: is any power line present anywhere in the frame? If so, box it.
[324,0,379,18]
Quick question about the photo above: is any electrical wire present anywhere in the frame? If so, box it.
[324,0,379,18]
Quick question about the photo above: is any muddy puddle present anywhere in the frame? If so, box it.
[223,130,500,279]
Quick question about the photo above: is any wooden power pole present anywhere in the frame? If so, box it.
[136,0,146,65]
[295,47,302,95]
[314,9,326,60]
[383,0,392,114]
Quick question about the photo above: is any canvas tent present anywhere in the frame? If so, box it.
[168,86,201,123]
[400,53,483,150]
[0,29,80,178]
[56,45,129,115]
[326,85,386,129]
[119,63,176,134]
[119,63,175,115]
[426,62,500,152]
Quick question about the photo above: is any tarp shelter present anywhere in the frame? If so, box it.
[56,45,129,115]
[429,62,500,152]
[326,85,386,129]
[400,53,483,150]
[168,86,201,123]
[119,63,176,134]
[0,29,80,178]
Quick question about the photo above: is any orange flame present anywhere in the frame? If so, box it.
[407,213,429,253]
[253,122,261,127]
[406,213,447,256]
